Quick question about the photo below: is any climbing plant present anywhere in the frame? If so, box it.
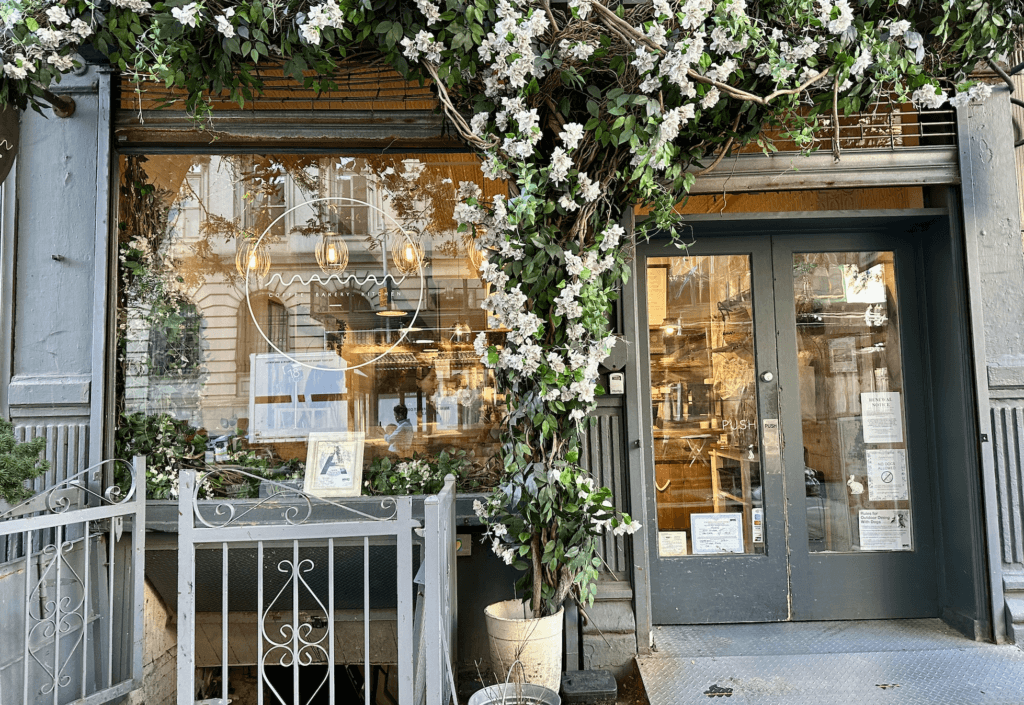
[1,0,1020,616]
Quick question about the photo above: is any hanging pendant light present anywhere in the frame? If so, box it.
[391,231,423,276]
[315,231,349,273]
[235,233,271,279]
[465,227,485,275]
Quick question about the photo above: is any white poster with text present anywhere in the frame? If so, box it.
[691,513,744,554]
[859,509,913,551]
[866,449,909,501]
[860,392,904,443]
[658,531,688,557]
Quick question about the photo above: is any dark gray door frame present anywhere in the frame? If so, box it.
[624,208,994,640]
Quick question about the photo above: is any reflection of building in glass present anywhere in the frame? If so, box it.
[121,153,504,472]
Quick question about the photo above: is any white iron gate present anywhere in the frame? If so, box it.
[0,457,145,705]
[176,468,458,705]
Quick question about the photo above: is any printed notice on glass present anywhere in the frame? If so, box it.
[659,531,688,557]
[691,513,744,554]
[859,509,912,551]
[860,392,904,443]
[866,449,909,501]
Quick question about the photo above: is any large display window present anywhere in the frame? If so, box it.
[116,153,504,496]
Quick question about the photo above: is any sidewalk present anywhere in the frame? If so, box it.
[638,619,1024,704]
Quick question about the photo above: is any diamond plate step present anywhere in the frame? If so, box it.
[639,620,1024,704]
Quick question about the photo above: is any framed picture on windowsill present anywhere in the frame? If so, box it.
[304,432,365,498]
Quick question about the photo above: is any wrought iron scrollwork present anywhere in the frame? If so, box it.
[262,558,333,705]
[0,458,138,522]
[189,464,398,528]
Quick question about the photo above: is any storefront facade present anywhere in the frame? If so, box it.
[0,60,1022,689]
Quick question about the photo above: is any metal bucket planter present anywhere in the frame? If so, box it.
[0,106,19,184]
[484,599,564,692]
[468,683,561,705]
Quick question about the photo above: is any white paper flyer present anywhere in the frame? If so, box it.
[866,449,909,501]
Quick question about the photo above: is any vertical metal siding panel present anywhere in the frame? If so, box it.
[582,409,628,574]
[992,409,1011,563]
[1014,408,1024,565]
[12,423,90,491]
[992,407,1024,565]
[611,414,627,572]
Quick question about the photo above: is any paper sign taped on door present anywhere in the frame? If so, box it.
[691,513,744,554]
[658,531,688,557]
[866,449,909,501]
[860,392,904,443]
[859,509,913,551]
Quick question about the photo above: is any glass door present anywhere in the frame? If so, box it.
[640,237,789,624]
[774,234,938,620]
[642,232,938,624]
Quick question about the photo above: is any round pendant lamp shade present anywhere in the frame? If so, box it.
[235,236,272,279]
[315,231,350,272]
[391,233,423,276]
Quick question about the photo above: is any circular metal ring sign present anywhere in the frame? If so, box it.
[243,196,426,372]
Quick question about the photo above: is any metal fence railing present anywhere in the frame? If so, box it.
[176,467,458,705]
[0,457,146,705]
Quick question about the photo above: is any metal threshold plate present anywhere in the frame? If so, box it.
[639,619,1024,704]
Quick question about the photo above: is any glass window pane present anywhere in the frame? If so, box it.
[118,154,504,497]
[792,252,913,553]
[648,256,763,556]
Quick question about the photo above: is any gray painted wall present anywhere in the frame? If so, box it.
[3,65,112,465]
[957,85,1024,643]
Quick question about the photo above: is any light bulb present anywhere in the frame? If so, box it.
[248,252,258,270]
[327,244,338,263]
[404,244,415,262]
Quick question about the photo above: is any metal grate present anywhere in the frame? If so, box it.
[640,620,1024,704]
[743,104,957,154]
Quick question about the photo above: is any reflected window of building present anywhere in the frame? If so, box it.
[117,153,505,485]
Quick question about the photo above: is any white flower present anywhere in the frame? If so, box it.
[172,2,200,28]
[949,92,970,109]
[885,19,911,38]
[559,194,580,212]
[578,172,601,202]
[817,0,853,35]
[215,9,235,37]
[470,112,490,138]
[568,0,592,19]
[46,6,70,25]
[3,54,29,80]
[70,18,92,38]
[473,499,486,518]
[416,0,441,24]
[108,0,152,11]
[968,82,992,103]
[559,123,585,150]
[560,40,595,62]
[850,47,872,76]
[491,522,508,537]
[700,87,720,110]
[911,85,947,110]
[549,147,573,184]
[47,53,74,71]
[35,27,63,49]
[600,224,624,251]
